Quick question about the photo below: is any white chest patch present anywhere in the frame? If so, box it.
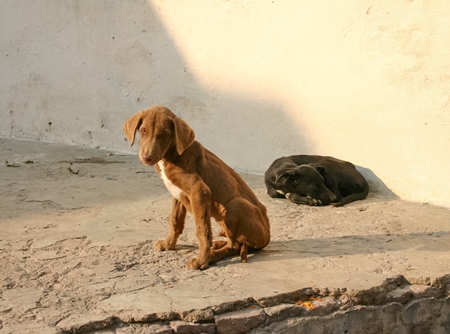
[157,160,183,200]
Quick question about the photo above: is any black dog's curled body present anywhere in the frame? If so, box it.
[264,155,369,207]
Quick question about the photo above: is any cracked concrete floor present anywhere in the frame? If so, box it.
[1,137,449,333]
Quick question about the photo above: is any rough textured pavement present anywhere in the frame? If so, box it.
[1,138,449,333]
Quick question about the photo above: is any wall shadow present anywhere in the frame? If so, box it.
[111,1,321,175]
[356,165,399,199]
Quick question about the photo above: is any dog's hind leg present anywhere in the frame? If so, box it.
[211,240,228,250]
[218,198,270,263]
[210,244,240,264]
[155,198,186,251]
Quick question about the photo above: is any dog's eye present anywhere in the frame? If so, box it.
[293,178,300,184]
[157,129,171,139]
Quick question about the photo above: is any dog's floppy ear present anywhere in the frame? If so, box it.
[308,163,325,181]
[306,162,326,176]
[122,112,143,147]
[315,166,326,175]
[275,169,296,184]
[173,116,195,155]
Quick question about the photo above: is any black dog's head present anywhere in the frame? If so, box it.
[274,165,336,205]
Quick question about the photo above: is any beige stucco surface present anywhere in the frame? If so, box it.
[1,1,449,207]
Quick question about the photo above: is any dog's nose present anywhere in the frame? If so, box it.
[140,152,155,165]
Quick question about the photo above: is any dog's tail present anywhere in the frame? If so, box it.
[334,178,369,207]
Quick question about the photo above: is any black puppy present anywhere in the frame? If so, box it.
[265,155,369,207]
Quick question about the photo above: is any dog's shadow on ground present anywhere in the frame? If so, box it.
[211,230,450,268]
[254,231,450,263]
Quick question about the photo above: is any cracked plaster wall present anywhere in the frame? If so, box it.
[0,0,449,207]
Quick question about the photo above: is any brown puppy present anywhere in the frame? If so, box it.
[123,106,270,269]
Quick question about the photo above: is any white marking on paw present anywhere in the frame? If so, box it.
[158,160,183,200]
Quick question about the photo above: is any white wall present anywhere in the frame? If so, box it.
[1,0,449,207]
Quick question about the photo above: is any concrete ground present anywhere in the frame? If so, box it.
[1,138,449,333]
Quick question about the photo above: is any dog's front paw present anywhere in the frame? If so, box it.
[186,257,209,270]
[306,196,323,206]
[154,239,174,251]
[286,193,320,206]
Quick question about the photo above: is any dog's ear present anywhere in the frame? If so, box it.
[122,112,143,147]
[275,169,296,184]
[314,166,326,176]
[173,117,195,155]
